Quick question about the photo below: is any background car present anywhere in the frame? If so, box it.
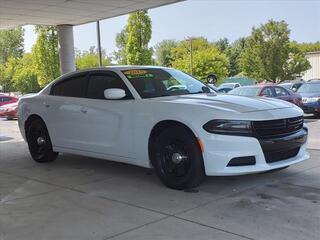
[0,102,18,120]
[297,80,320,117]
[0,95,18,107]
[278,81,304,92]
[228,85,303,107]
[217,82,241,93]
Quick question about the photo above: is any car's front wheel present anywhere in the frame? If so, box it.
[152,125,205,190]
[26,118,58,163]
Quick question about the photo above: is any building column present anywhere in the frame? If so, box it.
[57,25,75,74]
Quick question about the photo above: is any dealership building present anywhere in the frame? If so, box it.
[303,51,320,80]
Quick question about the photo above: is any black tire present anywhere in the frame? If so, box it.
[26,118,58,163]
[152,125,205,190]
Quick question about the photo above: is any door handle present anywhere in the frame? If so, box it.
[80,107,88,114]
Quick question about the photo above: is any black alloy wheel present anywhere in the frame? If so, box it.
[152,125,205,190]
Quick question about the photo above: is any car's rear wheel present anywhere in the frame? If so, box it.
[152,125,205,190]
[26,118,58,163]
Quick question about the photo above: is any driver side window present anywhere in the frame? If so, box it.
[87,72,133,100]
[261,87,273,97]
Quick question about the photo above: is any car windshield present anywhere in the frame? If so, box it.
[219,83,235,88]
[228,86,261,96]
[297,83,320,93]
[122,68,212,98]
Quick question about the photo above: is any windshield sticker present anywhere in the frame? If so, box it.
[124,70,154,79]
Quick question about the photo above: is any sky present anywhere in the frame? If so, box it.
[23,0,320,55]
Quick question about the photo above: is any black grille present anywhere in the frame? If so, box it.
[264,147,300,163]
[252,116,303,138]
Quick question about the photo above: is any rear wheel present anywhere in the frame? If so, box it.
[26,118,58,163]
[152,126,205,190]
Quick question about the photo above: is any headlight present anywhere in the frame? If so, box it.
[203,119,252,136]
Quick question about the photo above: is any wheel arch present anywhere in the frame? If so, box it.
[148,120,200,166]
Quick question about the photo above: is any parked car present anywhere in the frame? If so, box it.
[228,85,303,107]
[297,80,320,117]
[18,66,309,190]
[0,95,18,107]
[278,82,304,92]
[0,102,18,120]
[217,82,241,93]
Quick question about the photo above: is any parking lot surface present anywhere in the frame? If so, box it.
[0,117,319,240]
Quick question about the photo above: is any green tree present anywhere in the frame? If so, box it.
[240,20,311,82]
[226,38,246,76]
[76,46,110,69]
[126,10,153,65]
[12,53,40,93]
[214,38,229,52]
[291,41,320,53]
[0,27,24,64]
[154,39,177,67]
[113,27,128,64]
[171,38,229,81]
[32,26,60,87]
[1,57,19,92]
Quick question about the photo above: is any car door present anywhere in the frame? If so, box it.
[45,72,89,149]
[75,71,135,159]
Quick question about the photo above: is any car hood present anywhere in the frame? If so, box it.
[150,94,294,113]
[298,92,320,98]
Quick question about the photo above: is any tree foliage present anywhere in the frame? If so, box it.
[126,10,153,65]
[154,39,177,67]
[76,46,110,70]
[291,41,320,53]
[225,38,246,76]
[171,38,229,81]
[113,27,128,64]
[12,54,40,93]
[0,27,24,65]
[240,20,311,82]
[32,26,60,87]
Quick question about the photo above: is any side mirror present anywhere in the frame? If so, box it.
[292,87,297,92]
[104,88,126,100]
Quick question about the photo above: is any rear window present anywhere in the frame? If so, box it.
[298,83,320,93]
[51,74,88,98]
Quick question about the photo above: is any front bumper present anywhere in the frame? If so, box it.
[202,128,309,176]
[302,102,320,114]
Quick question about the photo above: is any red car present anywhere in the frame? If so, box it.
[228,85,303,107]
[0,95,18,107]
[0,101,18,120]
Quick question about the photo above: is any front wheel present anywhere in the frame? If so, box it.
[152,126,205,190]
[26,118,58,163]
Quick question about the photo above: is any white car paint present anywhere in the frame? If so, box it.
[18,66,309,175]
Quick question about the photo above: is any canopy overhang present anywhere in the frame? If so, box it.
[0,0,183,29]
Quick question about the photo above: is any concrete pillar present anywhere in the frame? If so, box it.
[57,25,75,74]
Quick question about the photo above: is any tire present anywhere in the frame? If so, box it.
[152,125,205,190]
[26,118,58,163]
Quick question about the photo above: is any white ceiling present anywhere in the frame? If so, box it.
[0,0,183,29]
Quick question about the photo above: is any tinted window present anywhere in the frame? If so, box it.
[274,87,289,96]
[261,87,274,97]
[0,97,12,102]
[87,72,132,100]
[51,74,88,98]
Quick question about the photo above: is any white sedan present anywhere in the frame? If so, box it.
[18,66,309,190]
